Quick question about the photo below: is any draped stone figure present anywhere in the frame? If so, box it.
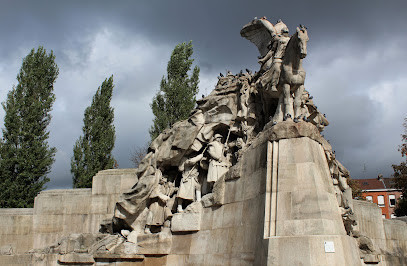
[176,153,204,212]
[145,172,176,234]
[207,134,230,184]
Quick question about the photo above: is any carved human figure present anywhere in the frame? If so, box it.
[235,138,246,159]
[207,134,230,185]
[258,20,290,91]
[176,153,204,213]
[238,81,250,121]
[238,80,251,135]
[145,172,176,234]
[271,25,309,122]
[227,137,246,164]
[241,20,309,123]
[237,79,257,141]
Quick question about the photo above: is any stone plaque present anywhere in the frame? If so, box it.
[324,241,335,253]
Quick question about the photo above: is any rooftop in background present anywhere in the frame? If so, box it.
[355,177,397,191]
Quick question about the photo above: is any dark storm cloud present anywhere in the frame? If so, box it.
[0,1,406,188]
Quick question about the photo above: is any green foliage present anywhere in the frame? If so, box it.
[393,117,407,216]
[394,197,407,217]
[0,47,59,208]
[149,41,200,141]
[71,76,116,188]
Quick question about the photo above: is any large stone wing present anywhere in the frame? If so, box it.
[240,19,275,58]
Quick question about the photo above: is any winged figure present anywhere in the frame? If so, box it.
[241,17,310,124]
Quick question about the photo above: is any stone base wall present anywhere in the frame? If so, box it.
[33,169,137,250]
[0,208,33,255]
[353,200,407,265]
[0,169,137,257]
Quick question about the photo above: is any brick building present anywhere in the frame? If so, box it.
[355,176,402,219]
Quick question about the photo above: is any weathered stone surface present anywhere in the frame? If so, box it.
[120,229,130,237]
[113,241,138,255]
[88,234,123,254]
[114,171,158,230]
[91,169,137,195]
[0,245,13,255]
[58,253,95,264]
[358,235,375,253]
[93,253,144,260]
[137,230,172,254]
[155,120,203,167]
[212,175,225,206]
[253,120,331,151]
[361,254,380,263]
[126,230,138,245]
[201,193,215,207]
[224,162,242,181]
[201,94,237,124]
[171,212,201,232]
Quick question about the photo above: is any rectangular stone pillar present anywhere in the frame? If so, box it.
[263,137,362,265]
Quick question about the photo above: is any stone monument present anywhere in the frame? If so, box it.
[1,17,407,265]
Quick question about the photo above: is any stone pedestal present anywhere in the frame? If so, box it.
[263,137,361,265]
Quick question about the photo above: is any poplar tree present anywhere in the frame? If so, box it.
[149,41,200,141]
[0,47,59,208]
[71,76,116,188]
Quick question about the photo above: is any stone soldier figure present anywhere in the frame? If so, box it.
[207,134,230,186]
[176,153,204,213]
[145,171,176,234]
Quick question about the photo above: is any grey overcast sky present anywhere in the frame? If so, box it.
[0,0,406,189]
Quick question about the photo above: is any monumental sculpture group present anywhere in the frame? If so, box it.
[2,17,407,265]
[108,17,337,236]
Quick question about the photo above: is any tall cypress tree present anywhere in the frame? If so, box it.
[149,41,200,141]
[71,76,116,188]
[0,47,59,208]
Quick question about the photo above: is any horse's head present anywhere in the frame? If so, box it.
[296,25,309,59]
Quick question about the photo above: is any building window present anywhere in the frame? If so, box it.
[382,214,386,219]
[378,195,385,207]
[366,196,373,202]
[389,195,396,207]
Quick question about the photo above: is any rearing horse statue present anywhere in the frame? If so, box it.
[240,19,309,123]
[273,25,308,122]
